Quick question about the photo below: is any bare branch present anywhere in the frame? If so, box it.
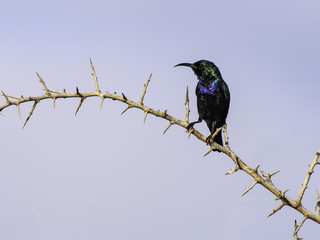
[1,60,320,234]
[296,149,320,204]
[139,73,152,105]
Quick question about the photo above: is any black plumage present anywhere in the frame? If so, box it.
[174,60,230,145]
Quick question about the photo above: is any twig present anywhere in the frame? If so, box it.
[296,149,320,204]
[36,72,50,95]
[293,217,307,237]
[185,86,190,122]
[90,58,100,93]
[139,73,152,105]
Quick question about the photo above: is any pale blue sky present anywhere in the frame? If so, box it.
[1,0,320,239]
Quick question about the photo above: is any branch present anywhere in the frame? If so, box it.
[296,149,320,204]
[293,217,307,239]
[1,59,320,235]
[139,73,152,105]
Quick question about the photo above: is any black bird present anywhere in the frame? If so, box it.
[174,60,230,145]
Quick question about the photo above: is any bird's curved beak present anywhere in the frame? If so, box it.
[174,63,197,70]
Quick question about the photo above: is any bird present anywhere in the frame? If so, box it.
[174,60,230,145]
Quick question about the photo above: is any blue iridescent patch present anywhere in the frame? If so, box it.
[198,81,217,95]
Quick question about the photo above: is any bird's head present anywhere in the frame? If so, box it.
[174,60,220,82]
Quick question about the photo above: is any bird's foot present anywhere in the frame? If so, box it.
[186,122,195,132]
[206,135,213,145]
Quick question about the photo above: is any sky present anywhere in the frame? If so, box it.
[1,0,320,239]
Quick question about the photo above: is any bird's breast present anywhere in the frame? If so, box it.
[197,81,218,96]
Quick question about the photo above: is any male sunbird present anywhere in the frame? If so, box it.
[175,60,230,145]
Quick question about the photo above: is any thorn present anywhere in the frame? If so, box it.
[122,93,127,101]
[16,103,21,119]
[163,122,173,135]
[187,129,193,139]
[242,180,258,197]
[76,87,82,96]
[1,91,11,103]
[162,109,168,117]
[100,97,104,110]
[53,97,56,109]
[23,100,39,129]
[143,110,148,124]
[75,97,86,115]
[270,170,280,177]
[268,203,285,217]
[36,72,50,95]
[121,106,132,115]
[203,148,213,157]
[254,165,260,173]
[225,167,240,175]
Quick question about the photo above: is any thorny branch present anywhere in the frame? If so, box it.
[1,60,320,238]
